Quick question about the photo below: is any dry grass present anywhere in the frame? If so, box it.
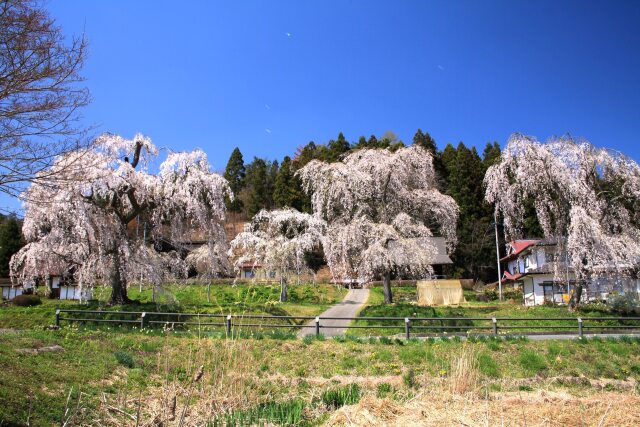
[97,338,266,426]
[327,389,640,426]
[447,344,480,395]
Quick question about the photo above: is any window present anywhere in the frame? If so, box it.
[545,252,555,263]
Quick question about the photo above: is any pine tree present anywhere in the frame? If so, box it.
[223,147,246,212]
[0,215,23,277]
[441,143,498,282]
[326,132,351,162]
[244,158,269,217]
[482,142,501,170]
[274,156,306,210]
[413,129,437,155]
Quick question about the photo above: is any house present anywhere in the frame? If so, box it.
[501,238,640,306]
[45,271,93,301]
[0,277,34,300]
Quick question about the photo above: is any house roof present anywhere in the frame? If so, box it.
[502,271,523,282]
[500,239,541,262]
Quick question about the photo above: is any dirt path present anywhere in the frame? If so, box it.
[297,288,369,338]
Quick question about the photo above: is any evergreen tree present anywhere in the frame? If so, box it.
[355,136,368,149]
[413,129,437,155]
[274,156,306,211]
[244,157,269,217]
[325,132,350,162]
[0,215,25,277]
[441,143,498,283]
[223,147,246,212]
[482,141,502,170]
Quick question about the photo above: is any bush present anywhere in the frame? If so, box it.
[607,293,640,316]
[12,294,41,307]
[503,287,523,301]
[481,288,498,301]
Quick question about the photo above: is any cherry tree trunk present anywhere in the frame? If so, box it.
[280,277,288,302]
[383,272,393,304]
[568,283,584,311]
[109,251,131,305]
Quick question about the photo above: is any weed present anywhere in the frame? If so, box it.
[114,350,135,368]
[379,336,393,345]
[403,368,417,388]
[519,349,547,375]
[377,382,392,398]
[321,384,361,408]
[478,352,501,378]
[212,399,305,426]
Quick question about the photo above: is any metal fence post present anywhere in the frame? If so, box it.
[226,315,232,336]
[315,317,320,337]
[140,312,146,329]
[55,309,60,327]
[405,318,411,340]
[492,317,498,335]
[577,317,583,338]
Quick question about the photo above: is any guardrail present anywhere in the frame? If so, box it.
[54,309,640,339]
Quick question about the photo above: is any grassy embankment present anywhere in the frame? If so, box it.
[350,286,638,336]
[1,327,640,425]
[0,283,348,330]
[2,284,640,425]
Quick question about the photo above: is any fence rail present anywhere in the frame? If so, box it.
[54,309,640,339]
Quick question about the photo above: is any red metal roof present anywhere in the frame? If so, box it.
[502,270,523,282]
[500,239,541,262]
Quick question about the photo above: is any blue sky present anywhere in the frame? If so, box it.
[3,1,640,210]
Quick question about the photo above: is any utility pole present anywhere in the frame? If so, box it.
[494,209,503,301]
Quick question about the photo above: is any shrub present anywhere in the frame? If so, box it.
[503,287,523,301]
[481,288,498,301]
[607,293,640,316]
[12,294,41,307]
[321,384,361,408]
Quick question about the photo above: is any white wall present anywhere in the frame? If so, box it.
[1,287,23,300]
[59,286,92,301]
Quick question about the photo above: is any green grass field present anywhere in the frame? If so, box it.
[0,283,348,330]
[2,283,640,425]
[1,327,640,425]
[350,286,638,336]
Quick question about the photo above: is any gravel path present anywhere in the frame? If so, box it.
[297,288,370,338]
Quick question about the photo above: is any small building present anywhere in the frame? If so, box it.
[238,262,282,282]
[501,238,640,306]
[58,282,92,301]
[0,278,34,300]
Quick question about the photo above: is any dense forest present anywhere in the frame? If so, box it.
[223,129,530,284]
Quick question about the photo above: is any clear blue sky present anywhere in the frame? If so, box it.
[4,0,640,211]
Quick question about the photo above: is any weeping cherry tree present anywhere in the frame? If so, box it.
[485,134,640,308]
[298,145,459,303]
[11,133,231,304]
[228,208,325,302]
